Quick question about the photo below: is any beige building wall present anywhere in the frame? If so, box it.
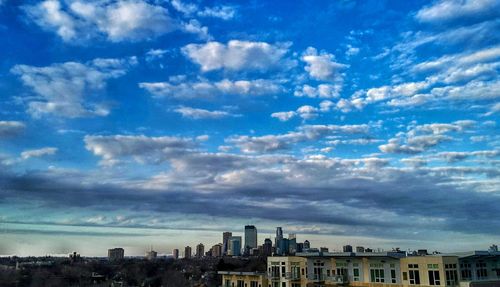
[221,273,267,287]
[400,256,459,287]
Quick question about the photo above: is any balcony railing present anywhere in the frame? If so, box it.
[268,273,280,280]
[307,274,326,281]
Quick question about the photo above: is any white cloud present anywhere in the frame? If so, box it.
[181,19,210,40]
[139,78,282,99]
[24,0,177,42]
[84,135,194,166]
[294,83,342,98]
[197,5,236,20]
[0,121,25,138]
[182,40,291,72]
[345,45,360,57]
[379,120,475,154]
[21,147,58,160]
[174,106,237,119]
[271,111,296,122]
[415,0,500,23]
[301,47,347,81]
[12,57,135,118]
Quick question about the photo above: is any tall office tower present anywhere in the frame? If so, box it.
[275,227,284,255]
[108,248,124,261]
[263,238,273,256]
[343,245,353,252]
[244,225,258,253]
[228,236,242,256]
[184,246,192,259]
[172,248,179,259]
[296,243,304,253]
[303,240,310,250]
[196,243,205,258]
[223,232,232,255]
[356,246,365,253]
[211,243,223,257]
[288,234,297,254]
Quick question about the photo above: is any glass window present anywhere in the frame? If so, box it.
[429,270,440,285]
[409,270,420,285]
[391,269,397,283]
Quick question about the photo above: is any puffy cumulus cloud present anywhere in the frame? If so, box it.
[228,124,370,153]
[174,106,238,119]
[301,47,347,82]
[415,0,500,23]
[0,121,25,138]
[271,100,335,122]
[182,40,291,72]
[24,0,178,42]
[379,120,475,154]
[181,19,210,40]
[139,78,282,99]
[84,135,195,166]
[11,57,136,118]
[21,147,58,160]
[294,83,342,98]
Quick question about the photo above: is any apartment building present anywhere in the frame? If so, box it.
[219,271,267,287]
[267,256,308,287]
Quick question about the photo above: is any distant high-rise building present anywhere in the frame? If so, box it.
[108,248,124,261]
[223,232,232,255]
[356,246,365,253]
[275,227,284,255]
[288,234,297,255]
[296,243,304,253]
[228,236,242,256]
[263,238,273,256]
[343,245,353,252]
[196,243,205,258]
[172,249,179,259]
[211,243,223,257]
[184,246,192,259]
[146,249,157,260]
[244,225,258,252]
[303,240,310,250]
[69,251,80,262]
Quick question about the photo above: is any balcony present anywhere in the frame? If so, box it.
[308,274,326,281]
[285,272,301,280]
[326,275,348,284]
[268,273,280,280]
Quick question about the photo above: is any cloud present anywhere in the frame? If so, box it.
[182,40,291,72]
[11,57,136,118]
[174,106,238,119]
[181,19,210,40]
[271,111,296,122]
[379,120,475,154]
[24,0,178,42]
[437,150,499,162]
[0,121,25,138]
[84,135,195,166]
[294,83,342,98]
[415,0,500,23]
[139,78,282,99]
[228,124,370,153]
[301,47,347,81]
[21,147,58,160]
[170,0,236,20]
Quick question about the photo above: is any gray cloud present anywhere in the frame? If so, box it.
[0,121,25,138]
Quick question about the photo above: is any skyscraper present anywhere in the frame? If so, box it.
[223,232,232,255]
[275,227,283,255]
[108,248,124,261]
[228,236,242,256]
[244,225,257,252]
[211,243,223,257]
[263,238,273,256]
[303,240,310,250]
[196,243,204,258]
[184,246,192,259]
[172,248,179,259]
[288,234,297,254]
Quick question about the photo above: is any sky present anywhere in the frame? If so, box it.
[0,0,499,257]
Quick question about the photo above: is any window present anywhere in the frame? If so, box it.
[282,266,286,277]
[225,279,231,287]
[428,264,439,269]
[281,283,286,287]
[291,284,300,287]
[476,262,488,279]
[460,263,472,280]
[391,269,397,283]
[250,282,258,287]
[353,268,360,281]
[429,270,440,285]
[370,269,385,283]
[446,270,458,286]
[237,280,244,287]
[403,272,408,281]
[409,270,420,285]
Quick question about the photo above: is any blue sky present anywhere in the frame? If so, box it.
[0,0,499,256]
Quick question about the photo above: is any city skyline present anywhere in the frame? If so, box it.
[0,0,499,257]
